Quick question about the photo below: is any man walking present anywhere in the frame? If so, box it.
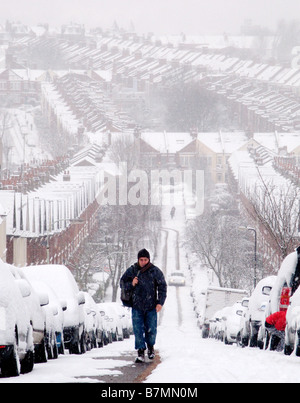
[120,248,167,363]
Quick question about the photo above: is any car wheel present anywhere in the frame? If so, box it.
[21,349,34,374]
[69,340,80,354]
[20,324,34,373]
[98,331,104,348]
[69,328,81,354]
[47,335,54,359]
[117,329,124,341]
[295,343,300,357]
[257,339,264,349]
[284,344,293,355]
[57,333,65,355]
[58,340,64,355]
[249,330,258,347]
[48,331,58,359]
[80,331,87,354]
[53,340,59,359]
[1,335,20,377]
[35,337,48,363]
[236,332,243,347]
[69,336,81,354]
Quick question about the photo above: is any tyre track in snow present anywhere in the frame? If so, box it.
[158,229,168,326]
[161,227,182,327]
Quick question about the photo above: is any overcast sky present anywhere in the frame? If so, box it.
[1,0,300,35]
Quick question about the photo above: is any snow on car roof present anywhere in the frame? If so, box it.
[22,264,79,298]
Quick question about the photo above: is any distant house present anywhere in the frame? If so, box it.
[172,131,248,182]
[61,23,85,42]
[138,138,161,169]
[176,138,198,169]
[137,131,249,183]
[140,132,193,169]
[195,132,248,182]
[0,69,41,105]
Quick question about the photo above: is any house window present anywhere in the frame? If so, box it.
[10,82,21,91]
[180,155,189,167]
[150,156,157,167]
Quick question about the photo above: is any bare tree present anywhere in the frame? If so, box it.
[72,239,106,289]
[186,185,254,289]
[245,170,300,259]
[108,134,137,171]
[73,133,162,301]
[273,19,300,63]
[162,82,223,132]
[187,211,253,289]
[96,203,160,302]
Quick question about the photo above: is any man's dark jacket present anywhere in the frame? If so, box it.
[120,263,167,312]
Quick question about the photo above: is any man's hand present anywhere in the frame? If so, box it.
[132,277,139,286]
[156,304,162,313]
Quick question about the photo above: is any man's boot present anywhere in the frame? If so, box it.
[135,348,145,363]
[147,346,155,360]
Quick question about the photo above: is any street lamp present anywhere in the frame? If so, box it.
[239,225,257,288]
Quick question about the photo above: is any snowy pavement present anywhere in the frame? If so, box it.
[0,336,135,383]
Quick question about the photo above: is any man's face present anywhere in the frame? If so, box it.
[138,257,149,267]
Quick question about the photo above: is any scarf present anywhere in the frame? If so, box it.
[137,261,153,274]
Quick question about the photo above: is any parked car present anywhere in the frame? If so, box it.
[284,286,300,355]
[24,278,65,357]
[98,302,124,342]
[83,292,104,350]
[111,303,131,339]
[0,259,34,376]
[9,265,49,363]
[269,250,299,314]
[97,304,113,345]
[239,277,276,348]
[236,297,249,346]
[216,306,232,342]
[122,306,133,338]
[258,249,300,350]
[168,271,186,286]
[21,264,86,355]
[222,302,246,345]
[208,309,223,339]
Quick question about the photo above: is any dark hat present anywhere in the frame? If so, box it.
[137,248,150,260]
